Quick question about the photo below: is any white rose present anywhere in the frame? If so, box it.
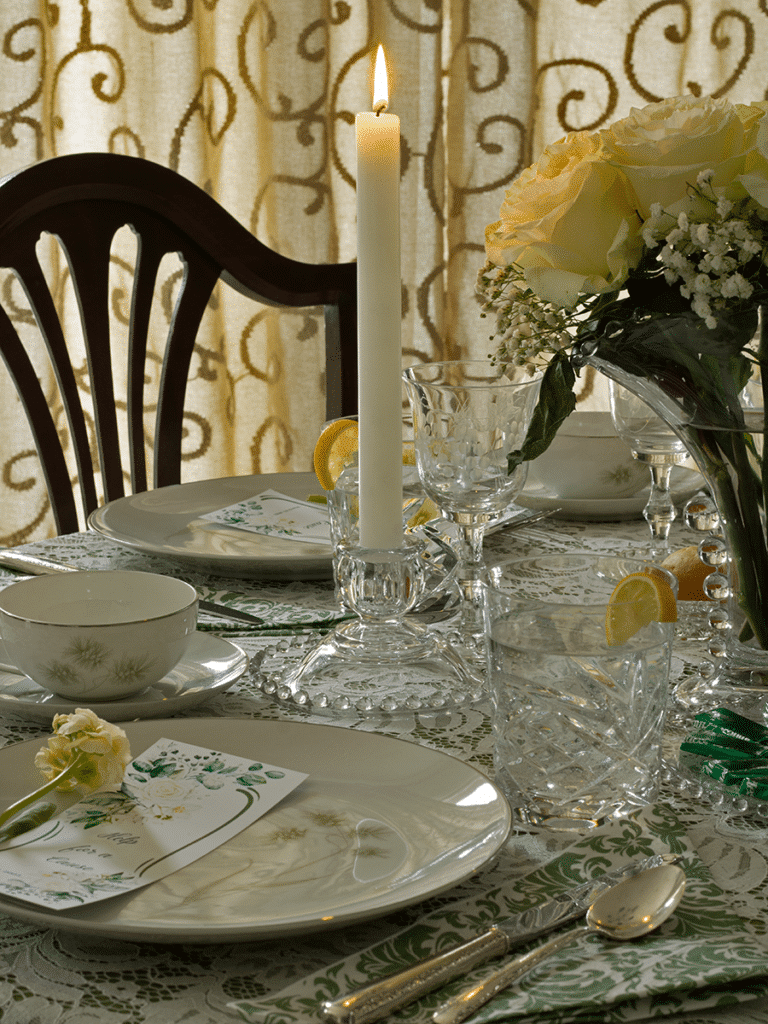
[736,101,768,210]
[602,95,765,217]
[485,130,643,308]
[135,776,196,816]
[34,708,131,792]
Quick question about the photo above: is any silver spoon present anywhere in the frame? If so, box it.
[433,863,686,1024]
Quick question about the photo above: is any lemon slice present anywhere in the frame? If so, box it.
[605,570,677,646]
[313,419,439,527]
[313,419,359,490]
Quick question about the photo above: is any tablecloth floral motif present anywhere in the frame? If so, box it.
[2,521,768,1024]
[229,803,768,1024]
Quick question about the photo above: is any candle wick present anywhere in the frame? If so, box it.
[373,101,387,115]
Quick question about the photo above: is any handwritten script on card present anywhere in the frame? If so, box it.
[0,739,307,909]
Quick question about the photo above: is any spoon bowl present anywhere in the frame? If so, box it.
[585,861,686,940]
[433,863,686,1024]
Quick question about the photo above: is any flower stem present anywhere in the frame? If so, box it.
[731,435,768,645]
[700,425,768,649]
[758,306,768,527]
[0,753,86,830]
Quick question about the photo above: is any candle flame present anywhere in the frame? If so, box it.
[372,45,388,114]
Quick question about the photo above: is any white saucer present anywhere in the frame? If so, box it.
[518,466,703,521]
[0,633,247,722]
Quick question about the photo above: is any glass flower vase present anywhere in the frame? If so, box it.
[584,351,768,719]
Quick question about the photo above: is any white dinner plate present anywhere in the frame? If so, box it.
[0,634,247,722]
[88,472,333,579]
[518,466,703,521]
[0,719,510,941]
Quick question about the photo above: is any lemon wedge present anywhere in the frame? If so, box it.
[605,570,677,646]
[313,419,359,491]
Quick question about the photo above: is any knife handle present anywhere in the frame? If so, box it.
[0,552,76,575]
[321,927,509,1024]
[432,924,589,1024]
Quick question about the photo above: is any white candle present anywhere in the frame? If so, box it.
[355,45,403,551]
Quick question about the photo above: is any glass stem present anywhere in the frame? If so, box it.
[643,463,675,560]
[454,517,490,638]
[457,521,486,569]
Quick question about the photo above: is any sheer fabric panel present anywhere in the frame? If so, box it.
[0,1,765,540]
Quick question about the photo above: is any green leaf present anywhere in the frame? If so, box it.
[237,774,266,786]
[590,309,757,432]
[507,350,576,471]
[0,801,55,842]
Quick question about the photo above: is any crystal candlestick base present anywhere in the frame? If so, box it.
[281,541,483,718]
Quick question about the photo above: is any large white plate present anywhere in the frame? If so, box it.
[0,719,510,941]
[518,466,703,521]
[88,472,333,579]
[0,634,247,722]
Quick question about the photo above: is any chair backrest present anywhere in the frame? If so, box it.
[0,152,357,535]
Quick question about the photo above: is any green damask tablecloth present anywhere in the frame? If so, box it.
[232,804,768,1024]
[1,515,768,1024]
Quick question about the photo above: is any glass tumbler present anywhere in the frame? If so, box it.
[486,553,676,830]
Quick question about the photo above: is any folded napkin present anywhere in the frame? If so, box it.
[228,803,768,1024]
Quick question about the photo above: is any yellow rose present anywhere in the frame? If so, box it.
[485,131,643,308]
[736,101,768,210]
[602,95,764,217]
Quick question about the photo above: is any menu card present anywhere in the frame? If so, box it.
[0,739,306,909]
[200,490,331,544]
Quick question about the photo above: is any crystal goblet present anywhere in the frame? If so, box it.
[403,360,542,646]
[608,380,690,559]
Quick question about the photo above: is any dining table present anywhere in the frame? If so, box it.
[2,482,768,1024]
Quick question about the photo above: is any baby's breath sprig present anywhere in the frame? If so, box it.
[476,262,575,374]
[642,173,768,329]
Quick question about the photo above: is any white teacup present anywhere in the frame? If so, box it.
[0,570,198,700]
[524,411,648,501]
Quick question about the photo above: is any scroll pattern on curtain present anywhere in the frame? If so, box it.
[0,0,765,541]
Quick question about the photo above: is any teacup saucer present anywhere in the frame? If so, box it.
[0,632,247,722]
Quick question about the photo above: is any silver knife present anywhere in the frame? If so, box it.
[321,853,680,1024]
[0,550,268,627]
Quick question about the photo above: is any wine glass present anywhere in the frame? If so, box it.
[608,380,689,559]
[403,359,542,647]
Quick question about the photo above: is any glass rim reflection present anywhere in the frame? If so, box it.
[403,360,542,390]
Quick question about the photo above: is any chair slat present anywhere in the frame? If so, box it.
[0,301,80,534]
[0,153,358,534]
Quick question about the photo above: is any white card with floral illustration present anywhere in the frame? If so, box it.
[0,739,307,909]
[200,490,331,544]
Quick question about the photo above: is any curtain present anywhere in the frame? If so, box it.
[0,0,765,542]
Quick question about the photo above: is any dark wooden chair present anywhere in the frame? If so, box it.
[0,152,357,535]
